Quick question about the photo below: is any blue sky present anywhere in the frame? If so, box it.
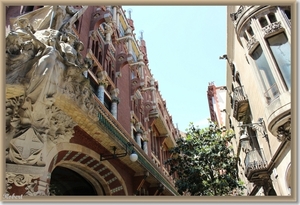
[122,6,227,131]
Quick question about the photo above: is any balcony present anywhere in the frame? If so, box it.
[232,86,250,123]
[244,148,268,182]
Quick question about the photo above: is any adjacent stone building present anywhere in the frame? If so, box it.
[5,5,180,196]
[223,5,292,196]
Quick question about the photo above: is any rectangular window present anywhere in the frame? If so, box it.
[251,45,279,103]
[267,32,291,90]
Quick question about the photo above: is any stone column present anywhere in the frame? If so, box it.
[116,9,120,28]
[143,140,148,155]
[142,132,149,154]
[136,129,143,148]
[110,88,119,119]
[96,71,107,104]
[97,84,105,104]
[135,123,143,148]
[112,6,117,24]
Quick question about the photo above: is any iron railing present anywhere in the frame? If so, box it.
[244,148,268,176]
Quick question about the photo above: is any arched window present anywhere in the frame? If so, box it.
[250,44,278,104]
[259,17,268,27]
[267,32,291,91]
[268,13,277,23]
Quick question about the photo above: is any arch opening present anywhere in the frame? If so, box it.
[50,166,97,196]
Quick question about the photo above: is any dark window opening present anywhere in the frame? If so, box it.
[268,188,277,196]
[259,17,268,27]
[284,10,291,20]
[22,6,34,14]
[104,93,112,111]
[268,13,277,23]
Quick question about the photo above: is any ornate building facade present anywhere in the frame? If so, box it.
[5,5,180,196]
[223,5,292,196]
[207,82,227,127]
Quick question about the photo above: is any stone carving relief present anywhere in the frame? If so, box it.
[6,95,76,166]
[277,119,291,142]
[5,173,39,195]
[6,6,97,169]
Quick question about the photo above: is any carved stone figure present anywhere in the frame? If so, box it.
[5,5,93,196]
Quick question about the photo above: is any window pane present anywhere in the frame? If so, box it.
[267,33,291,90]
[251,45,276,91]
[251,45,279,103]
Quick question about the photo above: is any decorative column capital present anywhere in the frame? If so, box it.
[110,88,120,104]
[111,96,119,104]
[111,88,119,97]
[136,128,143,135]
[134,122,144,134]
[97,71,108,86]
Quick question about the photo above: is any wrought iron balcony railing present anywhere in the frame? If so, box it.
[244,148,268,178]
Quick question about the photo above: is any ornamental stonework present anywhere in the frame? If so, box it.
[263,21,282,35]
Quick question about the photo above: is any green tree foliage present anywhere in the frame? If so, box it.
[165,121,244,196]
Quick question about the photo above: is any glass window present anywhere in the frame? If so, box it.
[267,33,291,90]
[251,45,279,102]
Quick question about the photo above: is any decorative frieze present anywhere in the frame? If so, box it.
[5,172,46,196]
[263,21,282,36]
